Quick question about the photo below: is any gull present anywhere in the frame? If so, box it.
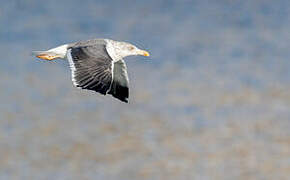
[33,39,150,103]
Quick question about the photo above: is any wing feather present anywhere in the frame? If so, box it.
[108,60,129,103]
[67,43,113,95]
[66,39,131,103]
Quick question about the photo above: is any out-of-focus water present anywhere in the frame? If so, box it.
[1,0,290,179]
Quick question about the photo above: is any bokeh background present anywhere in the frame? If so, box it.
[1,0,290,179]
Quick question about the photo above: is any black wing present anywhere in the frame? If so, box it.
[108,60,129,103]
[67,44,113,95]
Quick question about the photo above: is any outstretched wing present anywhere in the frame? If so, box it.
[67,43,113,95]
[108,60,129,103]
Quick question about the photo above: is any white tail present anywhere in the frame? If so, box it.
[32,44,68,60]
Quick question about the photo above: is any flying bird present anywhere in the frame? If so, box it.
[33,39,150,103]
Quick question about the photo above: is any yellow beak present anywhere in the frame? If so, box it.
[139,50,150,57]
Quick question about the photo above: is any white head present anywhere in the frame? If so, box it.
[112,40,150,59]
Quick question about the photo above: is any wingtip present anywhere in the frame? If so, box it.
[118,98,128,103]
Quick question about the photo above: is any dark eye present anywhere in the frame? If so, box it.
[128,46,134,51]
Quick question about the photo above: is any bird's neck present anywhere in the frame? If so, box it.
[105,39,125,62]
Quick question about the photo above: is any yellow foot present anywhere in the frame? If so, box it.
[36,54,59,60]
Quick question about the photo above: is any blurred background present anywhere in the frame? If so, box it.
[1,0,290,179]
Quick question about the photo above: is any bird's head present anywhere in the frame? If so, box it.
[114,41,150,58]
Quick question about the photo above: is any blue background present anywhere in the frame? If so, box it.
[1,0,290,179]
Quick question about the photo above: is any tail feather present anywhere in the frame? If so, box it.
[32,44,68,60]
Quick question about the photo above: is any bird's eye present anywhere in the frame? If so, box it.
[128,46,134,51]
